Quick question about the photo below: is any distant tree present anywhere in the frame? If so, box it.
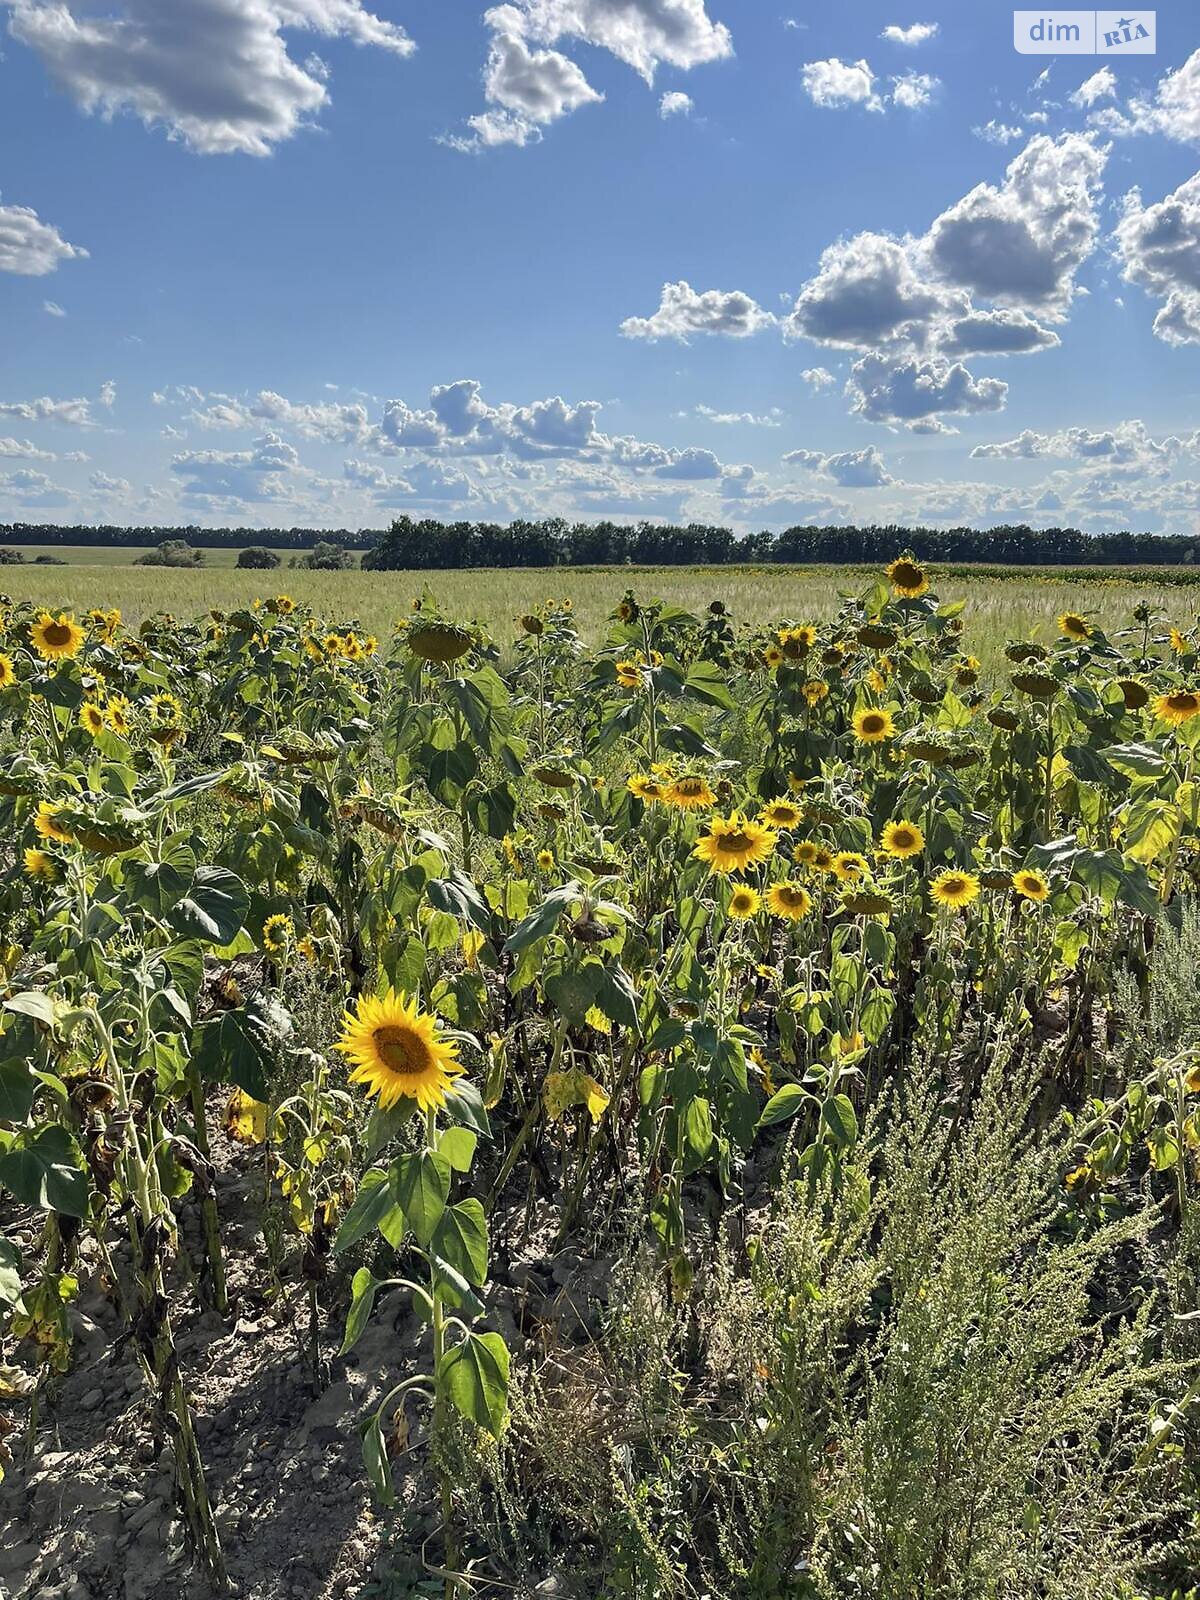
[237,545,281,570]
[0,546,25,564]
[136,540,205,568]
[295,540,354,571]
[33,553,65,564]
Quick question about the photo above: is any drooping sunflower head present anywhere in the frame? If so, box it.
[833,851,869,883]
[23,847,57,882]
[881,819,925,859]
[1057,612,1091,642]
[767,880,812,920]
[262,913,295,953]
[627,774,666,803]
[1156,689,1200,727]
[0,653,15,689]
[727,885,761,920]
[1012,868,1050,902]
[930,869,980,910]
[34,801,74,845]
[760,799,803,830]
[852,707,895,744]
[335,989,462,1115]
[615,659,643,690]
[31,611,85,662]
[665,775,716,811]
[886,556,928,599]
[79,701,105,738]
[693,812,778,876]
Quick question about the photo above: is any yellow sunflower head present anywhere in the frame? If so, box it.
[1156,689,1200,727]
[886,556,929,599]
[23,847,57,882]
[31,612,86,662]
[0,653,15,689]
[536,849,555,871]
[881,819,925,859]
[335,989,463,1115]
[767,880,812,920]
[148,691,184,726]
[811,846,835,873]
[792,839,819,865]
[79,701,105,737]
[34,801,74,844]
[760,799,803,829]
[802,679,830,706]
[104,696,132,736]
[615,658,643,690]
[1012,868,1050,902]
[852,707,895,744]
[262,913,295,953]
[1169,626,1188,654]
[833,851,869,883]
[627,774,666,803]
[1057,612,1091,642]
[693,812,778,876]
[930,869,980,910]
[665,775,716,811]
[763,645,784,669]
[727,884,761,920]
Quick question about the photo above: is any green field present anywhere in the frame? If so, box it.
[3,558,1199,659]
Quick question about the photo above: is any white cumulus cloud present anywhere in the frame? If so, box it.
[620,280,776,340]
[0,199,88,275]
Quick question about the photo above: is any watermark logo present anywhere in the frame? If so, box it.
[1013,10,1155,53]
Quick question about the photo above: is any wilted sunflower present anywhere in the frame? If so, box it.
[34,802,73,844]
[1057,612,1091,642]
[335,989,462,1114]
[852,707,895,744]
[1012,868,1050,902]
[1155,689,1200,727]
[833,851,869,883]
[665,775,716,810]
[881,819,924,859]
[760,799,803,830]
[0,653,15,689]
[31,611,85,662]
[79,701,105,737]
[693,813,778,875]
[23,847,57,882]
[930,869,980,910]
[262,913,295,953]
[767,881,812,920]
[727,885,761,919]
[886,556,929,599]
[627,774,666,803]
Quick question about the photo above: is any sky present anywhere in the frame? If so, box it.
[1,0,1199,536]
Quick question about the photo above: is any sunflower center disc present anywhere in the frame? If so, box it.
[372,1025,429,1076]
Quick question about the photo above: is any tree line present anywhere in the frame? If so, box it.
[4,517,1200,569]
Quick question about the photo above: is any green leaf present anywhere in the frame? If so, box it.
[544,967,601,1026]
[438,1126,477,1173]
[390,1149,451,1248]
[166,866,249,945]
[441,1078,492,1139]
[0,1058,37,1123]
[3,992,56,1026]
[438,1331,510,1438]
[426,871,492,935]
[758,1083,809,1129]
[503,882,580,954]
[334,1169,393,1255]
[0,1124,89,1217]
[681,659,736,711]
[433,1199,488,1287]
[593,964,639,1030]
[191,1008,273,1101]
[341,1266,382,1355]
[123,844,196,918]
[361,1413,394,1506]
[821,1094,858,1150]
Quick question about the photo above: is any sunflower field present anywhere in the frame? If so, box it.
[2,560,1200,1600]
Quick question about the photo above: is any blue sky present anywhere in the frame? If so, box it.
[1,0,1199,535]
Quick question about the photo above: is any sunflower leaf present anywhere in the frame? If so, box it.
[390,1150,451,1247]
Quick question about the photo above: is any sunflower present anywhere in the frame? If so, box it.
[881,819,925,859]
[886,556,929,599]
[1155,690,1200,727]
[763,645,784,669]
[615,659,642,690]
[727,885,761,919]
[834,1030,865,1058]
[802,679,829,706]
[852,707,895,744]
[262,913,295,953]
[104,697,131,736]
[1057,612,1091,642]
[665,775,716,810]
[34,802,73,844]
[274,594,297,615]
[833,851,869,883]
[767,881,812,920]
[627,774,666,803]
[23,847,57,882]
[536,849,555,871]
[0,653,15,689]
[335,989,463,1114]
[760,799,803,829]
[1012,868,1050,902]
[1169,627,1188,654]
[78,701,105,737]
[930,869,980,910]
[792,839,819,865]
[148,691,183,726]
[811,846,836,873]
[693,813,778,875]
[30,612,85,661]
